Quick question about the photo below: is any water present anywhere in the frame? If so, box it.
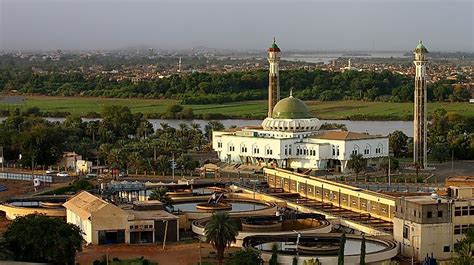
[258,238,386,255]
[173,201,266,212]
[285,51,409,64]
[0,117,412,136]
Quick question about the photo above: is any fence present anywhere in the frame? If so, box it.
[0,172,53,183]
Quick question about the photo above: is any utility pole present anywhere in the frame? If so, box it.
[0,146,4,172]
[388,155,391,190]
[171,152,175,180]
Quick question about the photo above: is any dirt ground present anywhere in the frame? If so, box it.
[0,179,70,201]
[0,180,37,201]
[76,242,240,265]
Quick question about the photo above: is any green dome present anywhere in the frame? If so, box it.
[272,96,312,119]
[415,41,428,53]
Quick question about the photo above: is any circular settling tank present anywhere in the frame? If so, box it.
[173,200,267,213]
[244,234,398,264]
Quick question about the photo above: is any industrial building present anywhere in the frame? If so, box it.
[63,191,179,245]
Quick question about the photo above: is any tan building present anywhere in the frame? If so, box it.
[393,182,474,262]
[63,191,179,245]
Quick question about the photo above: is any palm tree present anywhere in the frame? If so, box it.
[155,155,169,176]
[149,187,173,211]
[204,211,238,265]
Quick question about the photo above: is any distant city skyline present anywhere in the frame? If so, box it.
[0,0,472,52]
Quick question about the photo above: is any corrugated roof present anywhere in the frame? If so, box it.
[311,131,382,141]
[63,191,110,219]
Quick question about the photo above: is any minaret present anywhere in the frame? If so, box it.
[178,57,182,73]
[413,40,428,169]
[267,38,281,118]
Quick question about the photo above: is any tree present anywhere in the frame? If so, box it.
[451,227,474,265]
[347,153,366,177]
[204,121,225,142]
[269,244,278,265]
[338,232,346,265]
[359,235,366,265]
[99,105,139,143]
[204,211,238,265]
[292,256,298,265]
[389,130,409,157]
[149,187,173,211]
[380,157,399,176]
[155,155,170,176]
[2,214,82,265]
[431,142,450,162]
[225,248,262,265]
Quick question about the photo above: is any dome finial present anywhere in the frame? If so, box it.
[273,37,276,44]
[289,88,293,98]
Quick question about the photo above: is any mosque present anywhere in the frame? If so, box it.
[212,40,389,173]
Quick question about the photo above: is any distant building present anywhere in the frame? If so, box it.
[60,152,82,170]
[63,191,179,245]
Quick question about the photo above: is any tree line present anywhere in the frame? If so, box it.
[0,105,225,172]
[1,68,470,104]
[388,108,474,161]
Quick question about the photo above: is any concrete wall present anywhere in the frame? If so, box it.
[0,204,66,220]
[393,217,453,261]
[66,209,93,244]
[265,168,396,222]
[90,204,131,245]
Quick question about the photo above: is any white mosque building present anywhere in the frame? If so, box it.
[212,40,389,173]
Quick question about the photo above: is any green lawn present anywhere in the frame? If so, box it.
[1,96,472,120]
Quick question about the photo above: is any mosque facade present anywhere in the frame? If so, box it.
[212,40,389,173]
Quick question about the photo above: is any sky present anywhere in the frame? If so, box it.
[0,0,473,52]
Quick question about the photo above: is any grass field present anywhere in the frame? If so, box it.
[1,96,473,120]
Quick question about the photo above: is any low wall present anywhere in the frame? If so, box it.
[0,204,66,220]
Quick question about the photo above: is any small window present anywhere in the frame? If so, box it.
[443,246,450,252]
[470,207,474,215]
[455,207,461,216]
[403,225,409,239]
[454,225,461,235]
[462,206,469,216]
[438,211,443,218]
[427,211,432,218]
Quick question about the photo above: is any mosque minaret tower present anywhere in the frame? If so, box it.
[267,38,281,118]
[413,40,428,169]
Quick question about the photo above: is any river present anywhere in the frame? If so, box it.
[1,117,412,136]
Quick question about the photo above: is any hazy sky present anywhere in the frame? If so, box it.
[1,0,473,52]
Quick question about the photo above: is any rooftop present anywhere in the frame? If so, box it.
[63,191,111,219]
[311,131,383,141]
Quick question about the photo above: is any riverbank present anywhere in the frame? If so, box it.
[1,95,472,121]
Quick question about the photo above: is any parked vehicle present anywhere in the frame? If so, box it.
[85,173,98,179]
[118,171,128,178]
[57,171,69,177]
[45,169,56,175]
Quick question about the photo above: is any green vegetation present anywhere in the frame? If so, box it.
[451,227,474,265]
[1,214,83,265]
[0,105,208,169]
[347,153,367,177]
[93,256,157,265]
[149,187,173,211]
[225,248,262,265]
[1,96,473,120]
[204,211,239,265]
[40,179,94,195]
